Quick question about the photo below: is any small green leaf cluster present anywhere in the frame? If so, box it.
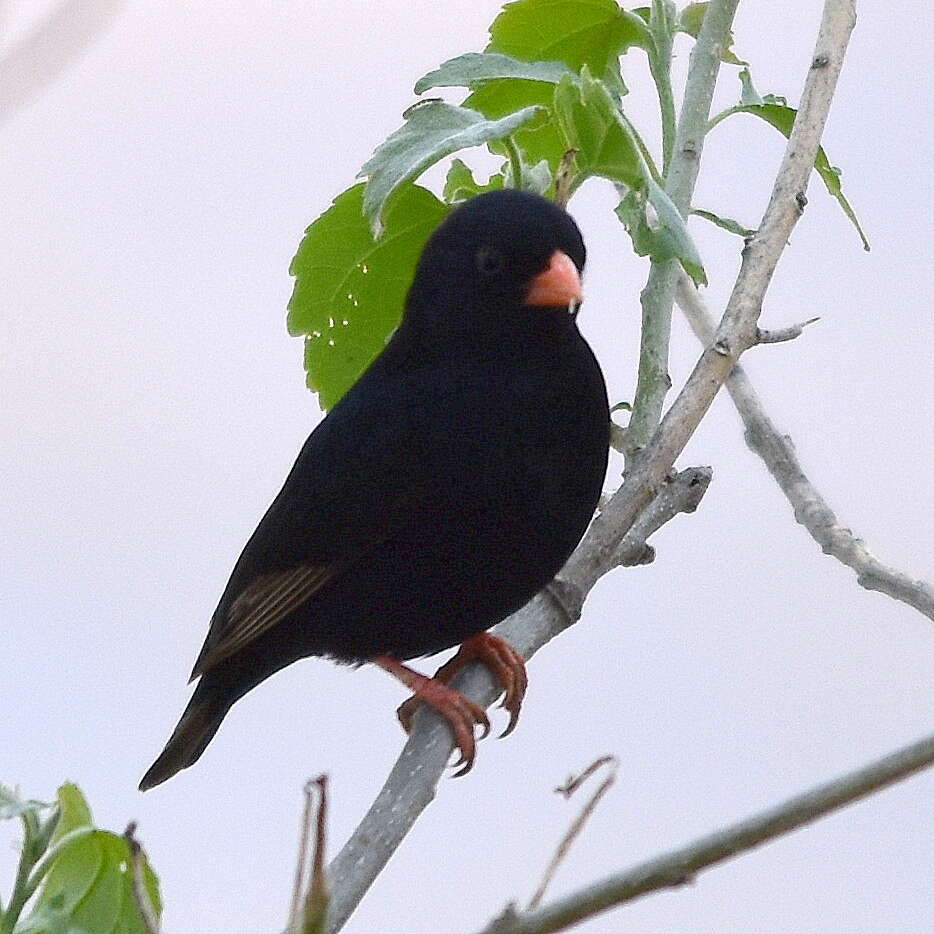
[0,783,161,934]
[288,0,866,409]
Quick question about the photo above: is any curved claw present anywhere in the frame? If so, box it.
[478,635,527,737]
[376,654,491,777]
[392,633,529,745]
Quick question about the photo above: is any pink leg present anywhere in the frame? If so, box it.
[374,654,492,776]
[395,632,528,741]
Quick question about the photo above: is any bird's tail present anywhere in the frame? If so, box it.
[139,680,229,791]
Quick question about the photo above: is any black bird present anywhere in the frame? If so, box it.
[140,189,609,790]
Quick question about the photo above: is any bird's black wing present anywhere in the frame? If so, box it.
[190,349,431,679]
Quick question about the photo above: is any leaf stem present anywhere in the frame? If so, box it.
[624,0,741,464]
[1,815,41,934]
[504,135,524,189]
[647,1,677,175]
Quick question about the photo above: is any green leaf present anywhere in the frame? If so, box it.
[17,785,161,934]
[48,784,91,845]
[615,180,707,285]
[359,100,542,233]
[712,102,870,251]
[288,183,449,410]
[457,7,637,173]
[551,68,705,281]
[464,79,565,170]
[414,52,570,94]
[692,207,756,239]
[22,832,161,934]
[553,71,643,188]
[489,0,649,74]
[442,158,505,203]
[677,1,746,64]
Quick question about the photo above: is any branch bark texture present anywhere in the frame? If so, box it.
[323,468,711,933]
[625,0,741,457]
[676,273,934,621]
[474,730,934,934]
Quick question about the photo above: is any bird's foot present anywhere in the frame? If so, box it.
[374,654,491,776]
[397,633,528,740]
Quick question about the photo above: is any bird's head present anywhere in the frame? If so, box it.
[404,189,586,336]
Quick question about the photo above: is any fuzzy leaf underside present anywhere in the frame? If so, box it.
[359,101,542,233]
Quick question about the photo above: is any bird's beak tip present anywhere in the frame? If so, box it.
[525,250,583,310]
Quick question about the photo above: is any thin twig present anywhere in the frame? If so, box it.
[527,757,619,910]
[304,776,330,934]
[472,730,934,934]
[123,823,160,934]
[289,783,317,931]
[553,149,578,208]
[676,272,934,621]
[755,317,820,343]
[290,777,330,934]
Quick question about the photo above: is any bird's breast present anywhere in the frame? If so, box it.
[413,333,609,579]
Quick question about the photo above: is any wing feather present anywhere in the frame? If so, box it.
[190,562,345,678]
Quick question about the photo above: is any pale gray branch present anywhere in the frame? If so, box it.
[323,468,711,933]
[323,2,858,929]
[620,0,856,493]
[473,731,934,934]
[676,273,934,622]
[755,317,820,344]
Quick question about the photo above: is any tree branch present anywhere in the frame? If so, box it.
[322,1,857,929]
[618,0,856,492]
[675,272,934,622]
[625,0,741,459]
[472,730,934,934]
[323,468,711,933]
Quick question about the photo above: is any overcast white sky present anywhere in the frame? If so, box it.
[3,1,933,932]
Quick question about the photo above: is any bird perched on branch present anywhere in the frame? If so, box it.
[140,189,609,790]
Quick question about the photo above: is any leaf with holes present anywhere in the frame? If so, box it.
[288,183,449,410]
[359,100,542,233]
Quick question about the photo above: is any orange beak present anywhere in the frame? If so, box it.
[525,250,582,309]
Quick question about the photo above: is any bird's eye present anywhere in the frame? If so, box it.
[476,246,504,276]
